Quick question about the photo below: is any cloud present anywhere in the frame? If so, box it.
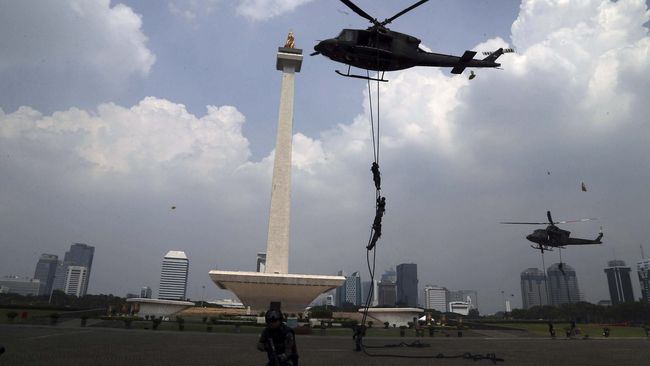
[236,0,314,21]
[168,0,221,23]
[0,0,155,111]
[0,98,250,182]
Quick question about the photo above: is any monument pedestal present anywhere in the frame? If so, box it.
[210,270,344,313]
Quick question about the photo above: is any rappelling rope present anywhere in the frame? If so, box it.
[356,68,503,363]
[361,69,381,330]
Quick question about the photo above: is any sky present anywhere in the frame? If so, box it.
[0,0,648,314]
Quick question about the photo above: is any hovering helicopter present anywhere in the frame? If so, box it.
[311,0,513,81]
[501,211,603,253]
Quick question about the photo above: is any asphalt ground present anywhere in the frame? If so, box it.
[1,325,649,366]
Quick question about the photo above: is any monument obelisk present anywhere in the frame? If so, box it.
[209,33,344,312]
[265,33,302,274]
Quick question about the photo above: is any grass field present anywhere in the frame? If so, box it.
[490,322,648,337]
[3,308,648,338]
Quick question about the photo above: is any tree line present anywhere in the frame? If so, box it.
[509,301,650,324]
[0,290,126,310]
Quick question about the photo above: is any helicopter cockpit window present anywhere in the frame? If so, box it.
[337,30,356,42]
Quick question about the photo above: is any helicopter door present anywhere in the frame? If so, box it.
[356,31,370,47]
[376,34,393,51]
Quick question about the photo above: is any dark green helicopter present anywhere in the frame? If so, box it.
[311,0,513,81]
[501,211,603,253]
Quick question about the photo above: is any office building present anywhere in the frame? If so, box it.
[547,263,582,306]
[159,250,189,300]
[378,281,396,307]
[520,268,549,309]
[0,276,41,296]
[638,259,650,302]
[325,294,334,306]
[63,243,95,296]
[423,285,448,312]
[141,286,152,299]
[256,252,266,272]
[33,254,58,295]
[448,290,479,311]
[381,268,396,283]
[336,271,362,307]
[362,280,379,307]
[51,260,70,292]
[604,260,634,304]
[64,266,88,297]
[396,263,418,307]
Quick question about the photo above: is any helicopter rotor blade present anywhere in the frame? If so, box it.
[556,218,597,224]
[339,0,378,25]
[382,0,429,26]
[500,222,548,225]
[547,211,553,224]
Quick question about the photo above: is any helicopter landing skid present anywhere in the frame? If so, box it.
[532,244,553,252]
[335,67,388,82]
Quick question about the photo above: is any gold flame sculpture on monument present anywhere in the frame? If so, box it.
[209,33,345,312]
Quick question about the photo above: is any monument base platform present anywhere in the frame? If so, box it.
[209,270,345,313]
[126,298,195,319]
[359,307,425,327]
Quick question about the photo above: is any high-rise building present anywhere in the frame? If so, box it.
[325,294,334,306]
[0,276,41,296]
[448,290,479,311]
[604,260,634,304]
[141,286,152,299]
[362,280,379,307]
[51,260,68,292]
[33,254,58,295]
[63,243,95,296]
[381,268,396,283]
[159,251,189,300]
[520,268,549,309]
[335,271,362,307]
[64,266,88,297]
[423,285,448,312]
[638,259,650,302]
[256,252,266,272]
[378,281,396,307]
[547,263,582,306]
[396,263,418,307]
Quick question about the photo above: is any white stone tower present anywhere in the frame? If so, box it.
[209,35,344,312]
[265,47,302,274]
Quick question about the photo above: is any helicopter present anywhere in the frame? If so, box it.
[311,0,513,81]
[501,211,603,253]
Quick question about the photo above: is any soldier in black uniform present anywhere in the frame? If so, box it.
[257,309,299,366]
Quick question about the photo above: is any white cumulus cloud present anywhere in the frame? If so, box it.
[0,0,156,111]
[236,0,314,21]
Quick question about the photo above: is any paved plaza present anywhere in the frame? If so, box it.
[1,324,649,365]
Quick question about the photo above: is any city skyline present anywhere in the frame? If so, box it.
[6,246,650,312]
